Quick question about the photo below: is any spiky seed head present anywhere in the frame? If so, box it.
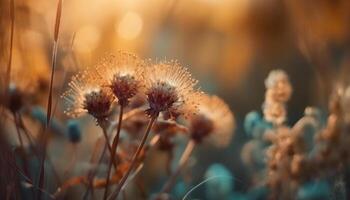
[62,70,115,120]
[189,95,235,147]
[143,61,200,118]
[96,51,144,107]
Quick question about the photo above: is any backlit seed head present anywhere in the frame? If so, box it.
[146,81,179,117]
[97,51,144,106]
[143,61,200,118]
[189,95,235,147]
[110,74,139,106]
[190,114,214,143]
[62,70,115,120]
[83,88,115,119]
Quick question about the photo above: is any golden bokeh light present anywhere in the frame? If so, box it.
[74,25,101,53]
[117,11,143,40]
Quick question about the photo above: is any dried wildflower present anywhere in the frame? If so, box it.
[63,70,115,120]
[97,52,144,107]
[264,69,292,103]
[189,95,235,147]
[263,102,287,125]
[143,61,200,118]
[263,69,292,125]
[5,83,24,113]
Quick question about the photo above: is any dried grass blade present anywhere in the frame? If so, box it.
[37,0,63,198]
[4,0,15,107]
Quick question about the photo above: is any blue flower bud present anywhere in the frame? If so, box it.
[67,120,81,143]
[31,106,65,135]
[244,111,262,137]
[205,163,233,200]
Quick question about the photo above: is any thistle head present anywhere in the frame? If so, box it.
[63,70,115,121]
[97,51,144,107]
[188,95,235,147]
[143,61,200,119]
[83,87,115,119]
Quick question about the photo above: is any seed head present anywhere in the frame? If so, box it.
[63,70,115,120]
[189,95,235,147]
[143,61,200,118]
[97,51,144,107]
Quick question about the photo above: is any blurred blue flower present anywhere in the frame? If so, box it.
[297,180,331,200]
[205,163,233,200]
[67,120,82,143]
[30,106,65,135]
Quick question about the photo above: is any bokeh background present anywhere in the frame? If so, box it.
[1,0,350,198]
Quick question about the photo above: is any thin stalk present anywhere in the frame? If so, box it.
[119,134,161,194]
[14,113,24,148]
[83,141,108,200]
[5,0,15,100]
[52,32,76,118]
[100,122,117,169]
[1,0,15,121]
[103,105,124,200]
[37,1,63,198]
[160,139,196,194]
[108,116,157,200]
[13,112,32,195]
[17,113,62,185]
[7,158,55,199]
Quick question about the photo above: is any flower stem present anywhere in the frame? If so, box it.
[13,112,32,186]
[160,139,196,194]
[108,116,157,200]
[103,105,124,200]
[83,140,108,200]
[99,120,117,169]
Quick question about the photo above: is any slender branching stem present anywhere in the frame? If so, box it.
[38,1,63,198]
[104,105,124,200]
[108,115,157,200]
[160,139,196,194]
[13,112,32,188]
[100,120,117,169]
[7,157,55,199]
[17,113,62,185]
[5,0,15,101]
[84,141,108,200]
[118,134,161,195]
[14,113,24,148]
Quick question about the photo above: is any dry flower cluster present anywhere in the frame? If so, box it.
[242,69,350,200]
[1,0,350,199]
[1,50,235,200]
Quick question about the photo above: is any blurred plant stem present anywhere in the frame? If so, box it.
[84,139,108,199]
[160,139,195,194]
[104,105,124,200]
[38,1,63,198]
[5,0,14,105]
[108,115,157,200]
[99,119,117,169]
